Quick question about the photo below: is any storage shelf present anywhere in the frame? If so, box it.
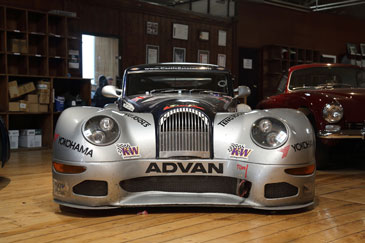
[1,5,88,148]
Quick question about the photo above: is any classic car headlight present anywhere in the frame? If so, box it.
[322,103,343,123]
[82,116,120,145]
[251,118,288,149]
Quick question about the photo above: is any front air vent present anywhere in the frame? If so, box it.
[159,108,210,158]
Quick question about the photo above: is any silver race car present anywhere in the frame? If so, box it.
[53,63,315,210]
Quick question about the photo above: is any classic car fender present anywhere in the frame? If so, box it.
[214,108,315,165]
[53,107,156,162]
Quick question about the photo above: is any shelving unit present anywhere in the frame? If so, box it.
[0,5,90,149]
[262,45,321,98]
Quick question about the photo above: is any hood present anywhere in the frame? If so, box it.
[298,88,365,122]
[120,93,235,118]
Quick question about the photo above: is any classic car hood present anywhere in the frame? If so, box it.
[297,88,365,122]
[123,93,234,116]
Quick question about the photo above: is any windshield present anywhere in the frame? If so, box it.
[289,67,365,90]
[125,71,231,96]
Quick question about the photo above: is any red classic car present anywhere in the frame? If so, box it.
[257,63,365,168]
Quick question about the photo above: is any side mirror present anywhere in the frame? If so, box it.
[102,85,123,98]
[235,85,251,99]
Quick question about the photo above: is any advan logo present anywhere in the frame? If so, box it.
[115,143,140,159]
[228,143,252,160]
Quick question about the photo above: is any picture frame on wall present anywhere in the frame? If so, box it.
[173,23,189,40]
[146,45,159,64]
[347,43,358,55]
[199,31,209,41]
[198,50,210,64]
[360,43,365,56]
[146,21,158,35]
[173,47,186,62]
[217,54,226,67]
[218,30,227,47]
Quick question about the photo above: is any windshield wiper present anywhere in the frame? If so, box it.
[189,89,224,94]
[318,83,353,89]
[150,89,187,94]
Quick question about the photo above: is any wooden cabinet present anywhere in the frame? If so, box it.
[262,45,321,98]
[0,5,90,150]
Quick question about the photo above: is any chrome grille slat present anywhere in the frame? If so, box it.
[159,108,210,158]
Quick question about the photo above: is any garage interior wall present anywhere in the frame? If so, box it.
[234,1,365,71]
[2,0,365,76]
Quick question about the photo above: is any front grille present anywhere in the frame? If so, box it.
[120,176,238,195]
[73,180,108,196]
[159,108,210,158]
[264,182,298,199]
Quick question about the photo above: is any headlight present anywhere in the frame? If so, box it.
[323,103,343,123]
[83,116,119,145]
[251,117,288,149]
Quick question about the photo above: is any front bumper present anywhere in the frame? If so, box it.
[318,129,365,139]
[52,159,315,210]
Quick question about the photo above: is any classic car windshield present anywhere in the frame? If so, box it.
[126,71,230,96]
[289,67,365,90]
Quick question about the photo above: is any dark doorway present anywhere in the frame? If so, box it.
[238,48,261,108]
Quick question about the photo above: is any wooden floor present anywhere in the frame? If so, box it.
[0,150,364,242]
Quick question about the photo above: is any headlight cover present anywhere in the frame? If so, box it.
[82,116,120,146]
[251,118,288,149]
[323,103,343,123]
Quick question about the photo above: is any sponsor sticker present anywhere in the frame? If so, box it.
[145,162,223,174]
[228,143,252,160]
[57,135,93,157]
[120,113,151,127]
[217,113,244,127]
[53,179,68,197]
[236,163,248,178]
[291,140,313,152]
[116,143,141,159]
[131,96,146,102]
[123,101,135,111]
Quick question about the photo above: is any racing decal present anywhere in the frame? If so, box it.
[291,140,313,152]
[131,96,146,102]
[122,113,151,127]
[54,133,60,142]
[123,101,135,111]
[145,162,223,174]
[217,113,244,127]
[228,143,252,160]
[163,104,204,111]
[116,143,141,159]
[236,163,248,178]
[279,145,290,159]
[57,136,93,157]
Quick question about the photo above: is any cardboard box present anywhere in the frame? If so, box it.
[19,39,27,53]
[39,92,50,104]
[19,100,28,112]
[8,130,19,149]
[9,80,20,99]
[10,39,20,53]
[18,82,36,96]
[28,103,39,113]
[9,102,20,111]
[34,129,42,147]
[26,94,38,104]
[19,129,35,148]
[39,104,48,113]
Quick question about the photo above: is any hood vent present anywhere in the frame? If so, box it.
[159,108,210,158]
